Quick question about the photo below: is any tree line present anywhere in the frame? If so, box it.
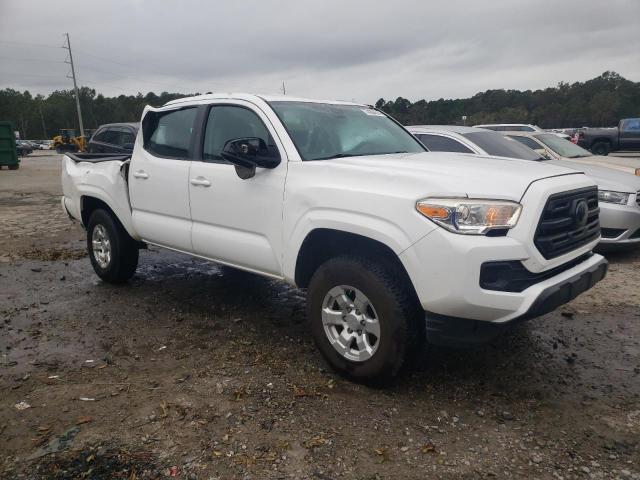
[376,71,640,128]
[0,71,638,140]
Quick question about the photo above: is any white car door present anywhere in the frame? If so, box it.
[129,107,198,252]
[188,101,288,277]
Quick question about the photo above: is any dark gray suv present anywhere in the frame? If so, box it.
[87,123,139,154]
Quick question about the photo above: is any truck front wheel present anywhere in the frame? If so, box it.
[307,255,423,382]
[87,209,139,283]
[591,141,610,156]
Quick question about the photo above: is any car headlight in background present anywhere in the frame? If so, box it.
[416,198,522,235]
[598,190,630,205]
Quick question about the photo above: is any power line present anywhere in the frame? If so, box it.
[0,39,62,49]
[0,55,64,64]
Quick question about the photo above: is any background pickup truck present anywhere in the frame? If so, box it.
[577,118,640,155]
[61,93,607,382]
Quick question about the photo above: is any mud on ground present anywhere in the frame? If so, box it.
[1,153,639,479]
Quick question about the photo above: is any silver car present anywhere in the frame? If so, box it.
[409,125,640,247]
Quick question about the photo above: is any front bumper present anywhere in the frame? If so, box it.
[599,201,640,245]
[424,255,608,347]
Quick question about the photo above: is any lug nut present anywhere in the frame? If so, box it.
[360,319,366,326]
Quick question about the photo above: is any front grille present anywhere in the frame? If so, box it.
[534,187,600,259]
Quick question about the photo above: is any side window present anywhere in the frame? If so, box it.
[103,128,122,145]
[417,134,474,154]
[509,135,541,150]
[121,129,135,146]
[144,108,197,159]
[622,119,640,132]
[203,105,274,161]
[92,128,108,142]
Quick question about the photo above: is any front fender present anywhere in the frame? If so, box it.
[282,208,435,283]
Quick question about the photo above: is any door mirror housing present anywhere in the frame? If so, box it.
[221,137,281,179]
[535,148,552,160]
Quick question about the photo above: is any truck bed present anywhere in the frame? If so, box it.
[66,152,131,163]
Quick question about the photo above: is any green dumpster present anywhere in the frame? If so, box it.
[0,121,20,170]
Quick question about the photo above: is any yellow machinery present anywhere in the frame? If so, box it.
[52,128,95,153]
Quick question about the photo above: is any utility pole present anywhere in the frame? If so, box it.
[63,33,84,138]
[38,101,47,138]
[281,81,286,95]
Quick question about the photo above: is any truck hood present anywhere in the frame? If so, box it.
[327,152,582,202]
[550,159,640,193]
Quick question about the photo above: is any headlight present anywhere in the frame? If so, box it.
[416,198,522,235]
[598,190,630,205]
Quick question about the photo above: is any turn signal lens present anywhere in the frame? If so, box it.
[416,198,522,235]
[416,205,450,220]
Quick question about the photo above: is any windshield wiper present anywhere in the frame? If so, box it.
[313,151,410,161]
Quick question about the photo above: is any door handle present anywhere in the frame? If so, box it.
[190,177,211,187]
[133,170,149,179]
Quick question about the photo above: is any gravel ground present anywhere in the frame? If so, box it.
[1,152,639,479]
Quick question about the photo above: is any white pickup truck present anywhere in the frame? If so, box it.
[61,93,607,381]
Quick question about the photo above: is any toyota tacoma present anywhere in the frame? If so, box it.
[61,94,608,381]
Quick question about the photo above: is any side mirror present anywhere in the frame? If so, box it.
[221,137,280,179]
[535,149,552,160]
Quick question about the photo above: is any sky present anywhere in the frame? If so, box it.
[1,0,639,104]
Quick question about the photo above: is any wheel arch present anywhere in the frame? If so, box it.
[80,193,138,239]
[292,228,420,303]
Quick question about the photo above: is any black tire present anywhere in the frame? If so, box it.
[87,209,139,283]
[55,146,63,154]
[307,255,424,382]
[591,141,610,156]
[8,164,19,170]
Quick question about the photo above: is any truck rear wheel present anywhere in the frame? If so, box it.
[591,141,610,156]
[307,255,423,382]
[87,209,138,283]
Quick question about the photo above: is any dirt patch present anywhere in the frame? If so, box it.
[1,153,640,479]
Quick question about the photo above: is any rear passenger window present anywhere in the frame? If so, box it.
[143,108,197,159]
[417,134,474,154]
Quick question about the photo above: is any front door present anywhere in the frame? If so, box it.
[129,107,198,252]
[189,102,288,276]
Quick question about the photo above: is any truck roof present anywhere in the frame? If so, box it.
[163,93,364,108]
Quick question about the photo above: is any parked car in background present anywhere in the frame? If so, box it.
[86,123,139,154]
[474,123,542,132]
[16,140,33,156]
[60,93,608,381]
[409,126,640,247]
[505,130,640,176]
[24,140,43,149]
[577,118,640,155]
[475,123,571,139]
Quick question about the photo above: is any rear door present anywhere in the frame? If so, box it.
[129,107,198,251]
[188,101,288,276]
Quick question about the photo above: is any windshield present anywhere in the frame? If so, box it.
[269,101,425,161]
[534,133,592,158]
[462,131,544,161]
